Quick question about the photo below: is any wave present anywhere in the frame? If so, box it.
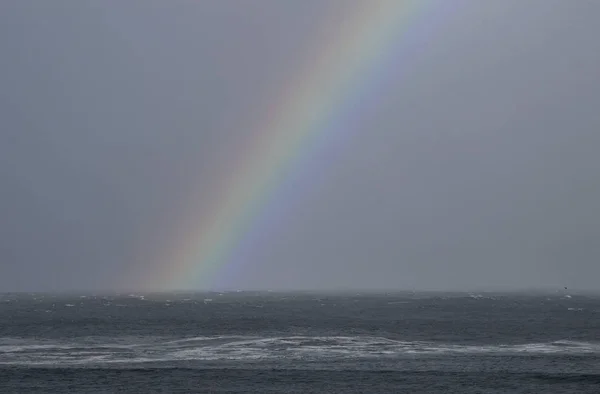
[1,336,599,366]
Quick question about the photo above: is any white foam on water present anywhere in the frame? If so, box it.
[1,336,599,366]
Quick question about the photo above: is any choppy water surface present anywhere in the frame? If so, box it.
[1,291,599,393]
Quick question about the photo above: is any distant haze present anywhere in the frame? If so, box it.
[1,0,600,292]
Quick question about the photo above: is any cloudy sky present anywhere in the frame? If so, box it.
[1,0,599,292]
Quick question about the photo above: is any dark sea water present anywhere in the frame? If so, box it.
[1,291,599,393]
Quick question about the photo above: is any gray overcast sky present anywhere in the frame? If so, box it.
[1,0,599,292]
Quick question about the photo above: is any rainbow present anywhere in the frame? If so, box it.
[150,0,443,290]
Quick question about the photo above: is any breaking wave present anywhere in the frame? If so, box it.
[1,336,598,366]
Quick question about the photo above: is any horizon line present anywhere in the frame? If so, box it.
[0,286,593,295]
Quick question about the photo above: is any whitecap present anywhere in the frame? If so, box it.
[1,335,599,366]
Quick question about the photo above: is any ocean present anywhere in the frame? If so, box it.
[1,291,599,393]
